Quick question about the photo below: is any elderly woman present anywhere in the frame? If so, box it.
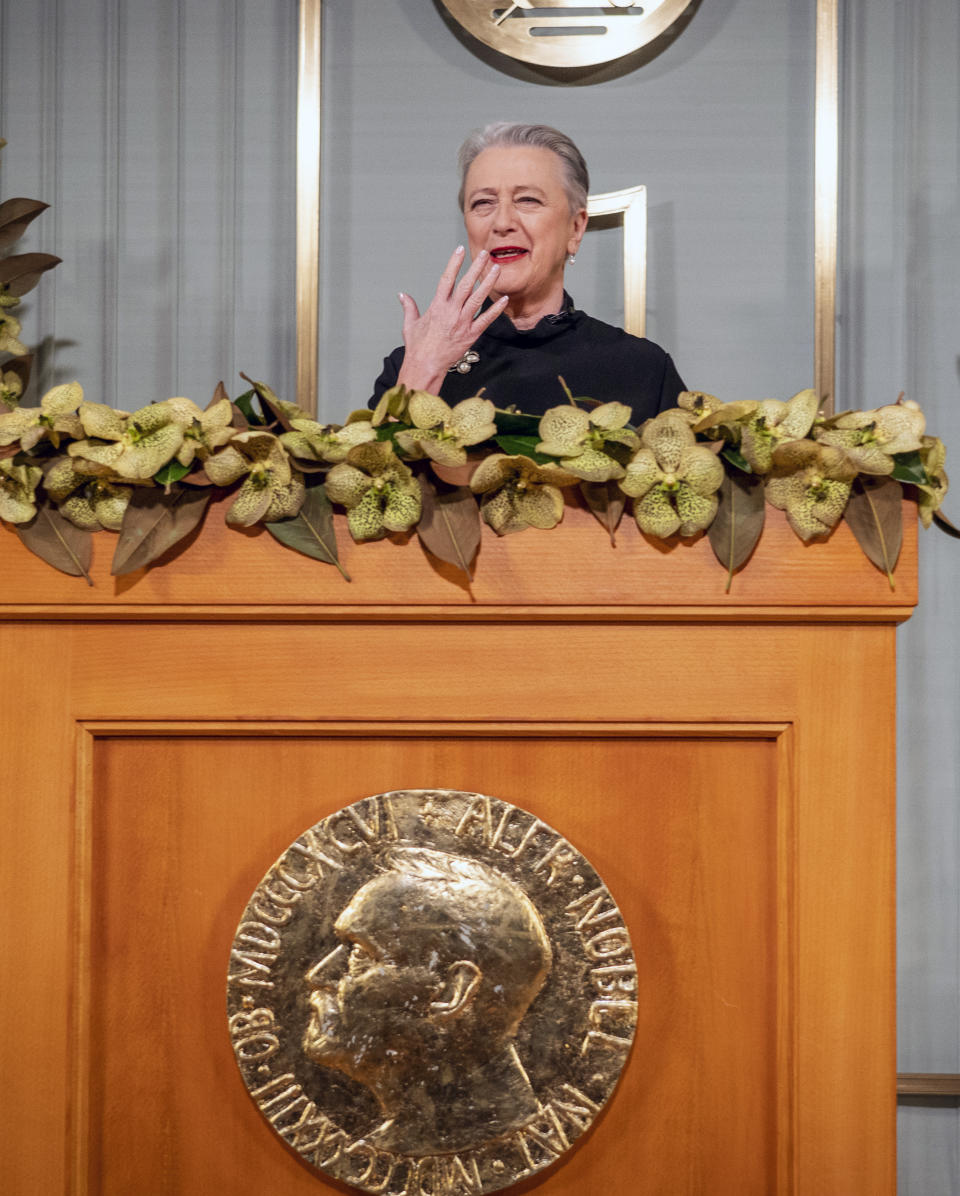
[371,122,685,418]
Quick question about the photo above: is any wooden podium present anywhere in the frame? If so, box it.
[0,498,915,1194]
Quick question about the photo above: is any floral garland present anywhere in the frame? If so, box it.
[0,374,952,589]
[0,151,953,589]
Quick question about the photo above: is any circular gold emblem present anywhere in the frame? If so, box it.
[227,789,637,1194]
[439,0,696,68]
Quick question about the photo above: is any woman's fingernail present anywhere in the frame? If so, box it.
[398,292,405,303]
[455,244,465,254]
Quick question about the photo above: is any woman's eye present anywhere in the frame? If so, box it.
[471,199,493,211]
[517,196,541,206]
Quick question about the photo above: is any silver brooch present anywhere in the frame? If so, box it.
[448,349,480,375]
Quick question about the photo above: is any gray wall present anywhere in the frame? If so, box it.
[0,0,297,407]
[1,1,958,1190]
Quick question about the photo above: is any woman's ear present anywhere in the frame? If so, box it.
[568,207,588,257]
[429,960,481,1019]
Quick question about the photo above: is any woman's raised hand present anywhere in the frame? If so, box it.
[396,246,509,394]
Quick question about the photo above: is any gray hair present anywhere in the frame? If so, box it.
[457,122,589,214]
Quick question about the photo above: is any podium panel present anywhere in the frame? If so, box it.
[0,503,910,1194]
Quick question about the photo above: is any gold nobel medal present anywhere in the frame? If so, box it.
[226,790,637,1194]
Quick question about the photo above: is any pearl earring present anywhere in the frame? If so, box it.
[567,254,576,265]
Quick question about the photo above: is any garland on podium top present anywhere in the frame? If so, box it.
[0,150,954,589]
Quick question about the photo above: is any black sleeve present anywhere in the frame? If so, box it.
[369,346,405,409]
[657,353,686,413]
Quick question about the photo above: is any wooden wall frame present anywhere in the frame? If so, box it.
[293,0,841,415]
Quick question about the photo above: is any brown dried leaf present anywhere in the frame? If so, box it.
[0,252,62,297]
[844,476,903,587]
[111,486,211,576]
[0,199,48,250]
[579,480,626,546]
[239,372,293,431]
[265,484,349,580]
[14,501,92,584]
[417,474,481,578]
[708,470,766,590]
[207,380,229,410]
[932,508,960,539]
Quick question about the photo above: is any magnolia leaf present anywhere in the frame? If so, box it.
[721,446,752,473]
[207,381,229,410]
[494,434,553,464]
[0,199,49,250]
[0,252,62,297]
[154,459,192,486]
[493,410,541,437]
[843,476,903,588]
[932,509,960,538]
[111,486,211,576]
[416,474,481,579]
[233,389,259,426]
[14,501,92,584]
[580,480,626,546]
[889,451,930,486]
[265,484,349,580]
[240,373,293,431]
[708,470,766,591]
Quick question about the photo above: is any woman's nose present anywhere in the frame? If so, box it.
[492,204,516,234]
[305,942,348,989]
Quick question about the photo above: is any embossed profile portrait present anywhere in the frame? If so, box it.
[302,846,552,1155]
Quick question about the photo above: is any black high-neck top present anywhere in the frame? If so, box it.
[369,294,685,420]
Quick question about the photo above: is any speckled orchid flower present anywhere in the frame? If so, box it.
[205,430,305,526]
[694,389,819,474]
[535,401,639,482]
[1,368,24,410]
[914,435,949,528]
[813,399,925,475]
[765,440,859,540]
[469,452,579,535]
[280,416,378,464]
[0,311,27,357]
[0,380,84,451]
[670,390,726,425]
[44,456,134,531]
[162,396,237,468]
[619,412,724,538]
[394,393,496,467]
[68,400,185,480]
[0,458,43,523]
[324,440,421,540]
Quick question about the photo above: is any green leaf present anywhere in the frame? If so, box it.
[720,446,752,473]
[494,435,553,464]
[843,476,903,589]
[416,474,480,579]
[580,480,625,546]
[240,373,293,431]
[111,486,211,576]
[153,459,192,486]
[14,501,93,584]
[233,390,260,425]
[708,470,766,591]
[493,410,541,437]
[376,421,412,446]
[0,252,62,297]
[265,484,350,580]
[890,451,931,486]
